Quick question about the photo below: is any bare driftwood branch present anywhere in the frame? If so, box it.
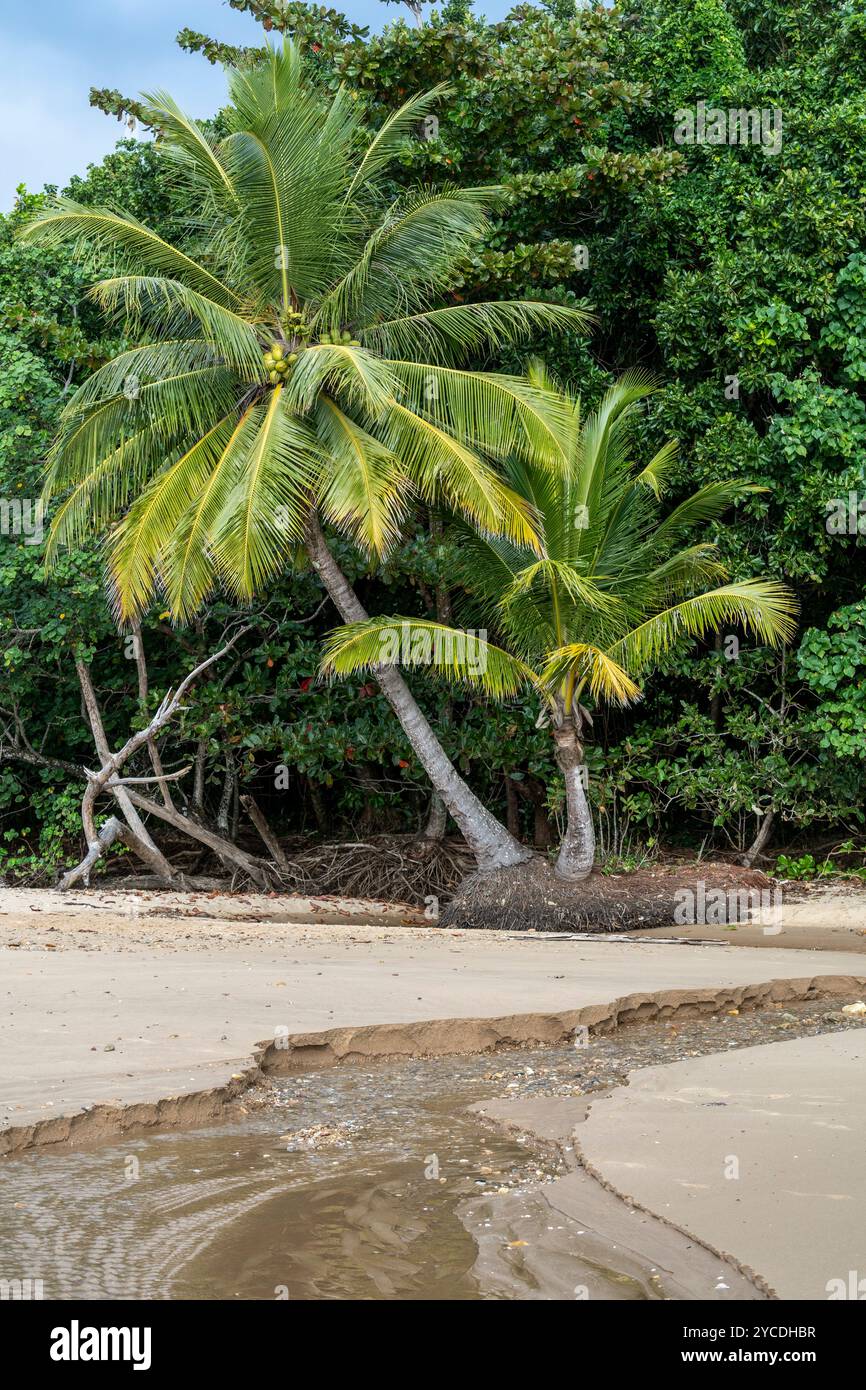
[131,617,176,810]
[106,765,192,787]
[58,816,128,890]
[59,629,250,890]
[0,744,86,777]
[124,789,273,889]
[55,814,171,891]
[741,807,775,869]
[75,657,173,879]
[57,812,193,892]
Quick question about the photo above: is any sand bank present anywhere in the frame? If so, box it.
[576,1029,866,1300]
[3,884,866,1154]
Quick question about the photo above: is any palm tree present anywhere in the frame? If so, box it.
[322,370,798,880]
[20,42,591,873]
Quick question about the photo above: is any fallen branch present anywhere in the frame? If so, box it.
[58,816,124,890]
[76,658,174,880]
[124,789,274,890]
[741,807,775,869]
[131,617,176,810]
[0,744,86,777]
[57,815,148,891]
[105,766,192,787]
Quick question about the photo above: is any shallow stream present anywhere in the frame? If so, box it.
[2,996,862,1300]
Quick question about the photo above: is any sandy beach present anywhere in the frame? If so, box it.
[2,881,865,1143]
[3,880,866,1299]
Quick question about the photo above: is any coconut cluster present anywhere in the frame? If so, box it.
[262,320,361,385]
[262,342,297,384]
[319,329,361,347]
[285,308,312,340]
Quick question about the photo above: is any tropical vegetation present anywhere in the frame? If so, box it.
[323,370,796,879]
[0,0,863,892]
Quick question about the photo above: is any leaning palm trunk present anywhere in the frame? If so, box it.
[21,47,585,892]
[306,514,532,873]
[552,719,594,881]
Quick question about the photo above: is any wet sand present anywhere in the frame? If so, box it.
[5,997,862,1300]
[467,1096,765,1300]
[1,878,866,1301]
[3,872,861,1295]
[620,881,866,954]
[3,878,866,1151]
[576,1028,866,1300]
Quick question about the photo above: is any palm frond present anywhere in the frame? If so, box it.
[643,544,728,599]
[18,200,241,307]
[65,339,222,407]
[287,344,396,418]
[361,301,591,365]
[46,365,238,495]
[315,396,408,555]
[107,413,240,620]
[89,278,263,375]
[539,642,643,706]
[634,482,766,562]
[317,188,491,327]
[211,390,320,600]
[500,559,623,620]
[381,402,541,550]
[633,437,678,498]
[609,581,799,673]
[219,47,359,306]
[347,84,451,197]
[43,425,156,562]
[321,617,537,699]
[387,362,572,467]
[141,88,239,205]
[161,405,262,617]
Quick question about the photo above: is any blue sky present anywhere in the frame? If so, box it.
[0,1,514,210]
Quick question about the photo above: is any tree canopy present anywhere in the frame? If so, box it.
[2,0,865,884]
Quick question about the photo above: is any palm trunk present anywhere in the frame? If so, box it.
[553,719,594,881]
[306,513,532,873]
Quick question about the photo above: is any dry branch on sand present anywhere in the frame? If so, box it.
[55,624,475,903]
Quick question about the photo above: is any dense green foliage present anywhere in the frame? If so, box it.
[2,0,865,879]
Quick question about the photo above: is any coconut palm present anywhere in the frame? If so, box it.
[20,42,592,873]
[321,370,798,880]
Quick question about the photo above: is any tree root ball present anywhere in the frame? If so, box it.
[280,834,474,905]
[438,856,774,933]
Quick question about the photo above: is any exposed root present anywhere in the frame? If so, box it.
[439,856,774,932]
[277,834,474,905]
